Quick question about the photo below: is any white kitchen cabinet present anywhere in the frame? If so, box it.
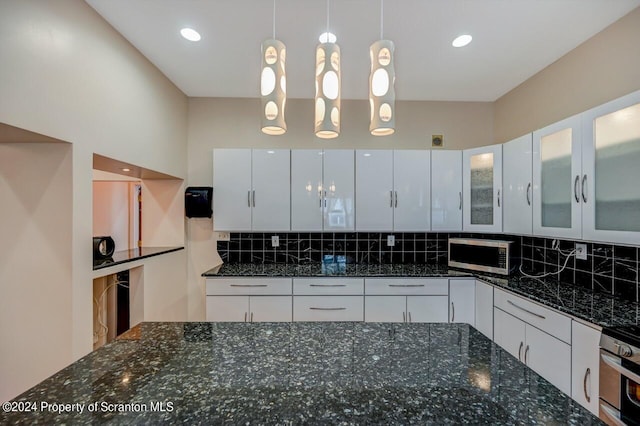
[431,150,463,231]
[355,150,430,231]
[324,150,355,231]
[571,321,601,414]
[449,279,475,325]
[364,295,448,323]
[213,149,290,231]
[463,144,503,232]
[293,296,363,321]
[205,296,292,322]
[493,307,527,360]
[291,150,324,231]
[503,134,533,235]
[474,280,494,340]
[581,90,640,245]
[406,296,449,323]
[532,115,583,239]
[206,295,248,322]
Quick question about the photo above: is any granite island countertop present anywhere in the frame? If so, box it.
[1,322,602,425]
[203,263,640,328]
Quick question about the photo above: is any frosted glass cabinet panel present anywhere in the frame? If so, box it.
[431,150,462,231]
[582,90,640,244]
[532,115,582,239]
[463,145,502,233]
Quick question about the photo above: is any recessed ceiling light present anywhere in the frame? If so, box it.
[180,27,201,42]
[319,32,337,43]
[121,168,131,172]
[452,34,472,48]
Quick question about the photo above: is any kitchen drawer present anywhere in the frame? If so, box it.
[365,278,449,295]
[205,278,292,296]
[494,288,571,344]
[293,296,364,321]
[293,278,364,295]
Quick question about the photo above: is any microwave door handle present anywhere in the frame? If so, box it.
[601,353,640,384]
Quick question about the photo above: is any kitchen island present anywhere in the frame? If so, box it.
[1,322,601,425]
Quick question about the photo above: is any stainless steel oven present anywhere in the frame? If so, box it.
[600,326,640,426]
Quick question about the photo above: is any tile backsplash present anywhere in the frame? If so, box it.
[216,232,639,303]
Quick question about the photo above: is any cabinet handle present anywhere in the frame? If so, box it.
[390,190,393,207]
[497,189,501,207]
[324,190,327,208]
[408,312,412,323]
[581,174,587,203]
[403,312,406,323]
[309,307,346,311]
[388,284,425,288]
[518,341,523,361]
[319,190,322,208]
[601,353,640,385]
[230,284,268,287]
[526,182,532,206]
[250,312,254,323]
[395,191,398,208]
[574,175,580,203]
[600,402,626,426]
[459,192,462,210]
[524,345,530,365]
[247,190,251,207]
[244,312,247,322]
[507,300,546,320]
[252,190,256,207]
[583,368,591,403]
[309,284,346,287]
[451,302,455,322]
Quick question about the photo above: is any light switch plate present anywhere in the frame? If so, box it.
[271,235,280,247]
[216,232,230,241]
[575,243,587,260]
[387,235,395,247]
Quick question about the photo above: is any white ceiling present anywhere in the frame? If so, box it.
[85,0,640,101]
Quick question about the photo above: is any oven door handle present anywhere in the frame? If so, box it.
[600,402,626,426]
[601,353,640,384]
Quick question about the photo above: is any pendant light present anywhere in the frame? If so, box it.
[261,0,287,135]
[315,0,341,139]
[369,0,395,136]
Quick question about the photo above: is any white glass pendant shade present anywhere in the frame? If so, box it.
[369,39,395,136]
[261,39,287,135]
[315,42,341,139]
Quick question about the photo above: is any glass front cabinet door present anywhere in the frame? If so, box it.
[463,144,503,233]
[581,90,640,245]
[532,115,583,239]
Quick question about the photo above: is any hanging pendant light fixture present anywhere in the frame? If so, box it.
[369,0,395,136]
[315,0,341,139]
[261,0,287,135]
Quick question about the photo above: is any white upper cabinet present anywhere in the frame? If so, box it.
[463,144,503,232]
[322,150,355,231]
[291,150,324,231]
[355,150,430,231]
[532,115,582,239]
[581,90,640,244]
[431,150,463,231]
[503,134,533,235]
[213,149,252,231]
[213,149,290,231]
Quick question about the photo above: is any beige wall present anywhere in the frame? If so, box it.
[494,7,640,143]
[0,0,188,401]
[93,181,131,250]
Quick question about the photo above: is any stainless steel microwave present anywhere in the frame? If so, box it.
[448,238,514,275]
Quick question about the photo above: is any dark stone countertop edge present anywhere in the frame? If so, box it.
[93,246,184,271]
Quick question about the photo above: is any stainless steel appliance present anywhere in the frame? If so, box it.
[448,238,514,275]
[600,326,640,425]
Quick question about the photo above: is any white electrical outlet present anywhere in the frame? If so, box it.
[387,235,395,247]
[216,232,230,241]
[575,243,587,260]
[271,235,280,247]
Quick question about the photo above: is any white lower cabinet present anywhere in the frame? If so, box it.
[571,321,601,414]
[406,296,449,323]
[293,296,363,321]
[449,279,475,324]
[474,280,494,339]
[206,296,292,322]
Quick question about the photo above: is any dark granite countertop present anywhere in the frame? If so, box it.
[93,246,184,271]
[1,322,601,425]
[203,263,639,328]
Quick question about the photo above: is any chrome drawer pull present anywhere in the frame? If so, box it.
[388,284,425,288]
[574,175,580,203]
[309,284,347,287]
[526,182,532,206]
[230,284,268,287]
[309,307,346,311]
[583,368,591,403]
[518,341,523,361]
[524,345,530,364]
[507,300,546,320]
[451,302,455,322]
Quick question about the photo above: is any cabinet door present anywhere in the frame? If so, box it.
[212,149,252,231]
[493,308,526,361]
[356,150,393,231]
[323,150,355,231]
[571,321,601,414]
[291,150,324,231]
[431,150,462,231]
[249,296,292,322]
[364,296,406,322]
[252,149,290,231]
[206,296,248,322]
[532,115,582,239]
[394,150,431,231]
[293,296,363,321]
[474,280,494,340]
[407,296,449,323]
[449,279,475,325]
[581,90,640,244]
[463,144,503,232]
[525,324,571,396]
[503,134,533,235]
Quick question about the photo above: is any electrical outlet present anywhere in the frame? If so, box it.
[387,235,395,247]
[575,243,587,260]
[271,235,280,247]
[216,232,230,241]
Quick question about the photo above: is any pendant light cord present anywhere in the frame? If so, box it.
[326,0,330,37]
[272,0,276,39]
[380,0,384,40]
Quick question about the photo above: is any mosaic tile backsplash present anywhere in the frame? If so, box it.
[216,232,639,303]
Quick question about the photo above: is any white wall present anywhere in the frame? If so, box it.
[93,181,131,251]
[0,0,188,401]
